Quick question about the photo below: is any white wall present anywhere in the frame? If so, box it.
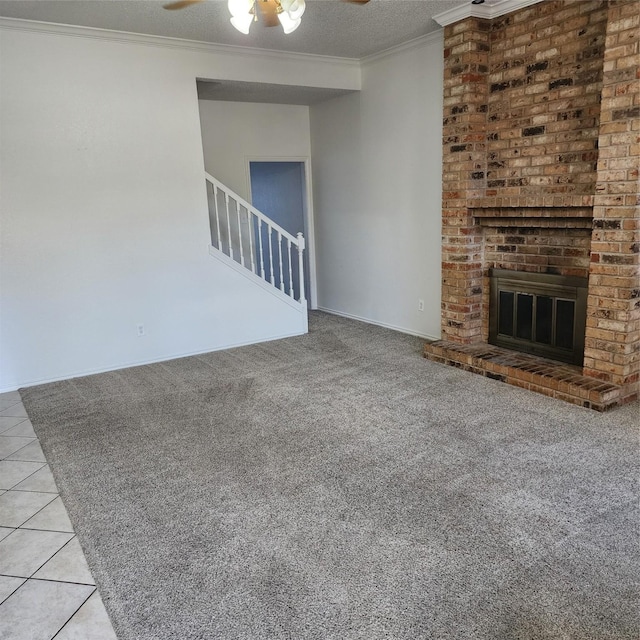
[198,100,311,201]
[0,22,356,391]
[309,35,443,339]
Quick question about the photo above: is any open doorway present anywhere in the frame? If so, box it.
[248,161,313,308]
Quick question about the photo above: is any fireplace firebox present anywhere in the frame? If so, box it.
[489,269,588,366]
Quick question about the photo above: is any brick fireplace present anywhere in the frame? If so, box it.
[424,0,639,410]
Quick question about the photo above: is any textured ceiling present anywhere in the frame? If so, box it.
[0,0,469,59]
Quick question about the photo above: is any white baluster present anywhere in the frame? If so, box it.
[214,186,222,250]
[206,177,306,301]
[247,212,256,274]
[206,182,214,245]
[224,192,233,260]
[268,226,275,286]
[237,202,245,267]
[257,219,265,281]
[277,232,285,292]
[287,238,293,298]
[297,232,306,304]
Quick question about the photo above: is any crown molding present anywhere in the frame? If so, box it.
[433,0,544,27]
[0,17,360,69]
[361,30,443,66]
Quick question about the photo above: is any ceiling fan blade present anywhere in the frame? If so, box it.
[343,0,370,3]
[257,0,281,27]
[163,0,204,10]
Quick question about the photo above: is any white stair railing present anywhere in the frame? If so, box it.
[205,172,306,306]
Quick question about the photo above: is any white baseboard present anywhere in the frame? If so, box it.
[316,306,440,341]
[2,310,436,394]
[3,329,307,393]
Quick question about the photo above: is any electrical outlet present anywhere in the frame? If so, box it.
[137,324,145,337]
[418,299,424,312]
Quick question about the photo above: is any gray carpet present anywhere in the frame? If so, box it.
[20,311,639,639]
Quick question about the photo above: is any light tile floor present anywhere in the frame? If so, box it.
[0,390,118,640]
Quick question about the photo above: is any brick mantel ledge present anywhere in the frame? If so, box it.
[472,206,593,221]
[468,196,595,209]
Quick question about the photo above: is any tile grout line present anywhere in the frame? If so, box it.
[0,576,26,606]
[0,531,77,581]
[0,418,29,435]
[6,487,57,495]
[0,437,39,462]
[0,402,23,414]
[20,577,97,588]
[27,535,81,580]
[49,587,98,640]
[2,394,117,638]
[0,577,99,640]
[18,526,76,534]
[0,571,91,586]
[1,420,83,584]
[0,463,47,491]
[10,493,59,529]
[0,451,58,527]
[0,411,30,420]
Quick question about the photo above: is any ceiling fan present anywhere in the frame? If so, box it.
[163,0,370,35]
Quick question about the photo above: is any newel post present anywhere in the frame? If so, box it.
[296,232,306,305]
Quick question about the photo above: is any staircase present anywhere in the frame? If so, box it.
[205,172,308,321]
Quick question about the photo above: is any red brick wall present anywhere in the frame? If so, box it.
[441,17,490,342]
[483,226,592,278]
[440,0,639,400]
[583,0,639,396]
[486,1,607,199]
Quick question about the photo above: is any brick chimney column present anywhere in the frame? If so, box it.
[583,0,640,399]
[441,18,490,343]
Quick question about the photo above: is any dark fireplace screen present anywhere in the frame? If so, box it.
[489,269,588,365]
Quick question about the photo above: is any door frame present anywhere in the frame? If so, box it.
[245,156,318,310]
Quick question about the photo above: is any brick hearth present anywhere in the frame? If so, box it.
[424,0,639,410]
[425,340,621,411]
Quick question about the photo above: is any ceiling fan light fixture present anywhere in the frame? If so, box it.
[228,0,253,17]
[277,11,302,34]
[286,0,305,20]
[230,12,254,34]
[228,0,304,34]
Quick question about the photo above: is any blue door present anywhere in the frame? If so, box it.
[249,162,310,305]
